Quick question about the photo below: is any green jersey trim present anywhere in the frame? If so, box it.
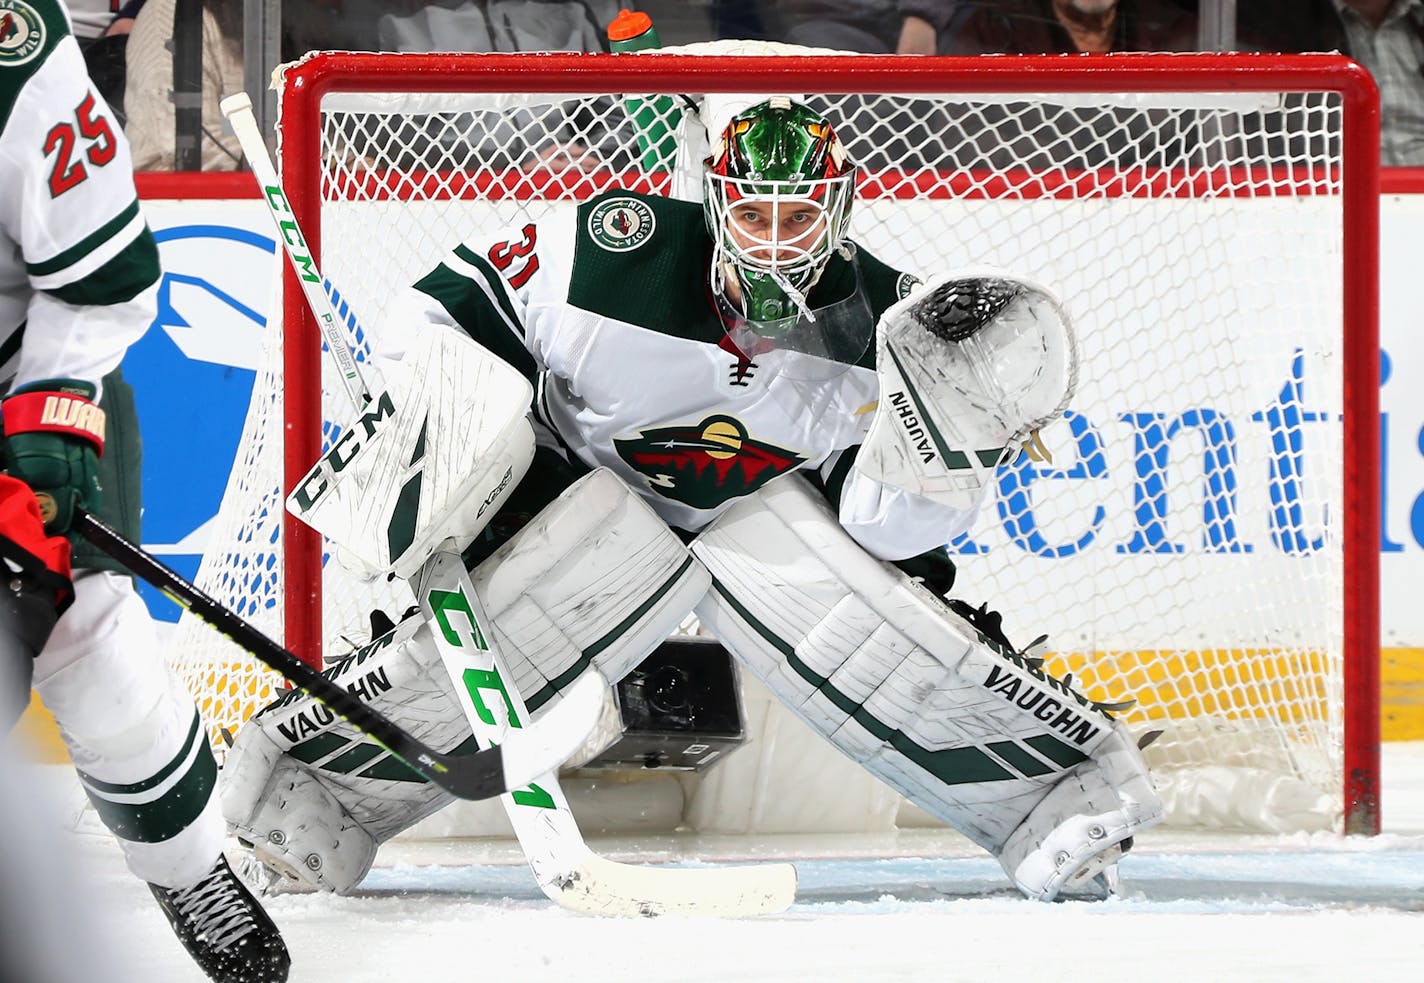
[73,710,219,843]
[0,320,24,369]
[44,222,160,306]
[569,192,724,342]
[452,243,524,335]
[413,247,538,383]
[27,197,141,277]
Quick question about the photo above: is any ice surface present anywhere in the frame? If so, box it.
[9,744,1424,983]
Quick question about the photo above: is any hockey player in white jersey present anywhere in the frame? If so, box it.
[0,3,288,980]
[223,96,1162,903]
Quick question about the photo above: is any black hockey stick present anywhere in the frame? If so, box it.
[72,510,602,801]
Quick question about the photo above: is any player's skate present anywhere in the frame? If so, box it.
[149,854,291,983]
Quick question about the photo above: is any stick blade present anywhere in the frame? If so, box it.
[537,853,799,918]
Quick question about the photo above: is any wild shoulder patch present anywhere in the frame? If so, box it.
[896,272,923,300]
[0,0,46,67]
[587,197,655,252]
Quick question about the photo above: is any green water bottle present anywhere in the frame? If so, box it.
[608,9,680,172]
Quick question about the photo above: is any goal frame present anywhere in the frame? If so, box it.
[273,51,1381,834]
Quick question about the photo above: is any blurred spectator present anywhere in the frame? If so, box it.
[67,0,140,48]
[897,2,963,52]
[360,0,623,51]
[341,1,635,173]
[767,1,954,53]
[942,0,1197,54]
[124,0,244,170]
[77,1,145,122]
[1239,0,1424,166]
[107,0,145,34]
[922,0,1201,171]
[282,0,384,51]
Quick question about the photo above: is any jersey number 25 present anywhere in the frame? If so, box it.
[44,93,117,198]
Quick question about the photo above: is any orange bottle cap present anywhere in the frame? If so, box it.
[608,9,653,42]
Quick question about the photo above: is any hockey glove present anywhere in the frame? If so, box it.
[1,379,105,536]
[0,472,74,728]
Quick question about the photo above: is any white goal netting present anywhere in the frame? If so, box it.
[166,46,1377,834]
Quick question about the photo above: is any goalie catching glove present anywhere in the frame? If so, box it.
[1,378,106,536]
[856,269,1078,511]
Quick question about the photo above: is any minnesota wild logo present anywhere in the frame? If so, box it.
[614,415,806,510]
[587,196,655,252]
[0,1,45,67]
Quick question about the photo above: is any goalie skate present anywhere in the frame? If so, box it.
[1056,840,1129,901]
[149,854,291,983]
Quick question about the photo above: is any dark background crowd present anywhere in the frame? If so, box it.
[69,1,1424,170]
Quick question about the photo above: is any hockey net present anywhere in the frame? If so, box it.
[167,46,1379,834]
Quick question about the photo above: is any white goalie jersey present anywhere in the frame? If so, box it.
[382,188,1002,562]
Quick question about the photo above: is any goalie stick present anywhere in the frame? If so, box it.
[71,510,603,801]
[220,92,797,917]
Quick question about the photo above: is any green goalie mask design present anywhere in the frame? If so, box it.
[704,98,857,339]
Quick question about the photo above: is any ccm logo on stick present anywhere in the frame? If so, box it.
[291,391,396,512]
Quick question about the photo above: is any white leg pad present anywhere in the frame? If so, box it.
[692,473,1162,898]
[220,613,463,895]
[222,468,707,891]
[475,468,711,708]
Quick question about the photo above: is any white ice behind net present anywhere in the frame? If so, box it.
[168,47,1349,831]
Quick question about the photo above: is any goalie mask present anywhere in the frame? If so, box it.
[704,98,862,369]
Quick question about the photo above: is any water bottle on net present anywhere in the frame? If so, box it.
[608,9,680,173]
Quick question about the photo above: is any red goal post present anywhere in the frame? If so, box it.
[179,49,1379,835]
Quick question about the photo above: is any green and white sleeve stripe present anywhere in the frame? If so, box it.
[413,247,538,380]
